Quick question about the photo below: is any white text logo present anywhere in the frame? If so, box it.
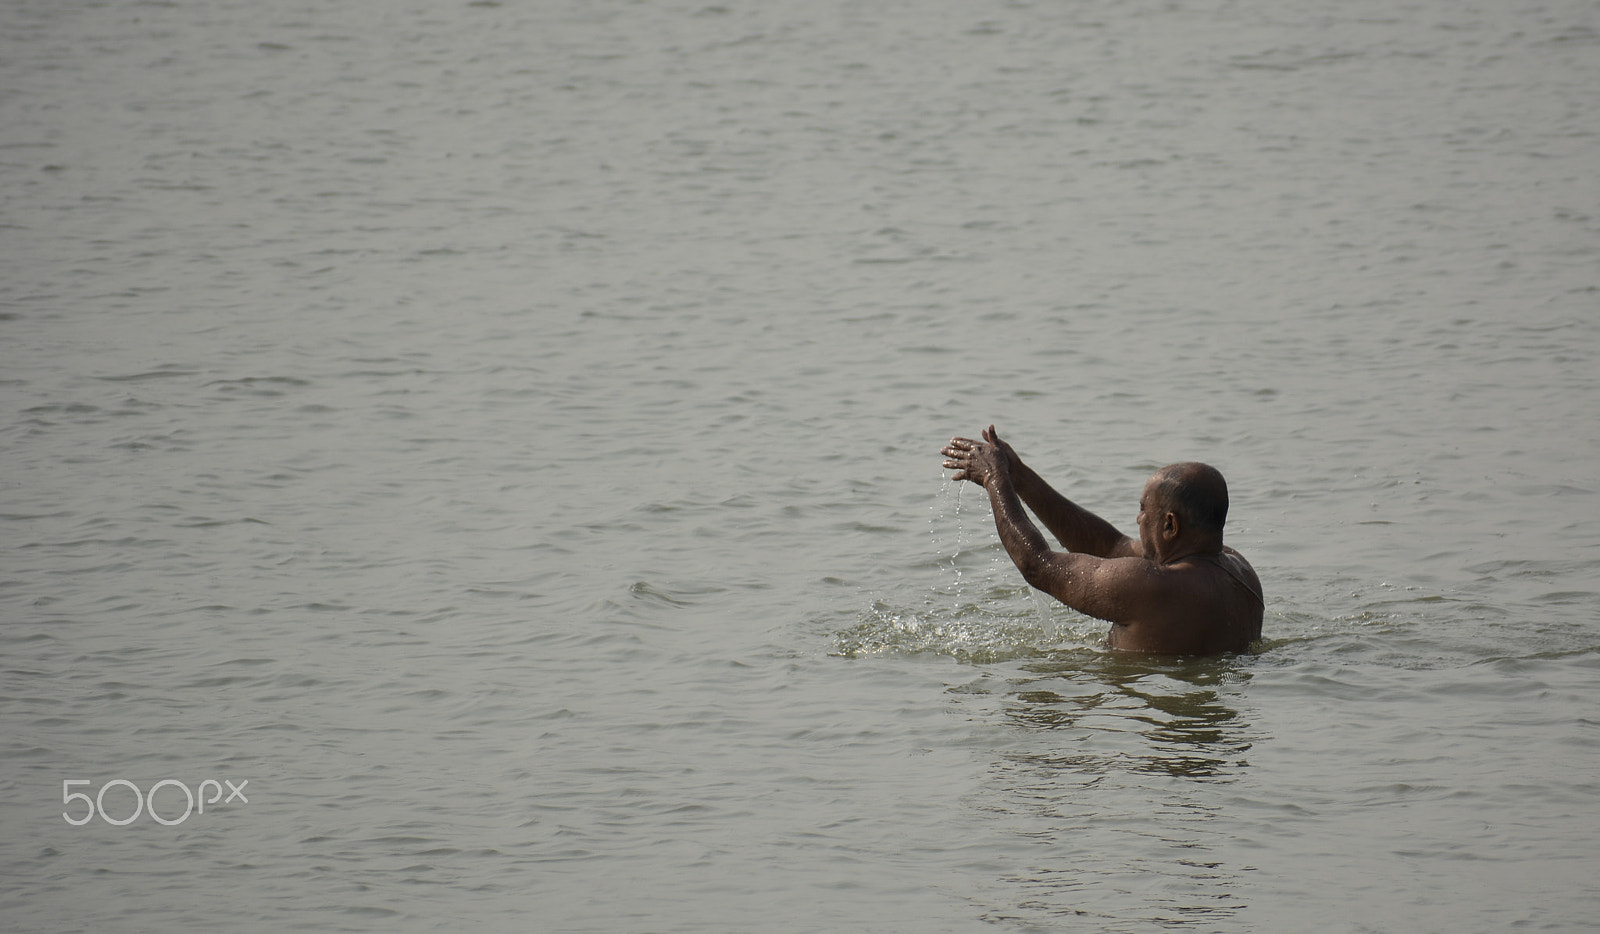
[62,779,249,826]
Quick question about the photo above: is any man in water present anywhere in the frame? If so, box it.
[940,426,1263,655]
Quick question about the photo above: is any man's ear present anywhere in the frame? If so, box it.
[1161,510,1181,540]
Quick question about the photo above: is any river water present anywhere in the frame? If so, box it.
[2,0,1597,931]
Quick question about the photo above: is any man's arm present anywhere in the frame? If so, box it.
[945,435,1156,623]
[952,427,1140,558]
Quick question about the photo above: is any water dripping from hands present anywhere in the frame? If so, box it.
[930,472,970,599]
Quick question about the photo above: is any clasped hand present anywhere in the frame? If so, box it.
[941,425,1013,487]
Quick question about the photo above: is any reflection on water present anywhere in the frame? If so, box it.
[971,651,1262,929]
[1001,654,1256,781]
[837,590,1260,778]
[837,594,1265,927]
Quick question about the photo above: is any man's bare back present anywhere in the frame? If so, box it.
[940,426,1263,655]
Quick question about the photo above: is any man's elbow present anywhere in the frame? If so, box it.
[1014,553,1057,594]
[1015,552,1102,614]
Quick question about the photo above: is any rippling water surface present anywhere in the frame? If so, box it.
[3,0,1598,930]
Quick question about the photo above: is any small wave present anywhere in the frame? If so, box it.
[833,593,1099,664]
[206,376,311,397]
[94,367,198,382]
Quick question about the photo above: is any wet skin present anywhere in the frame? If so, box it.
[941,426,1263,655]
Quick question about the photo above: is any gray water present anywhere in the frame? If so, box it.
[3,0,1598,931]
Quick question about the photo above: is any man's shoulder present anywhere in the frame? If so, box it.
[1161,550,1262,603]
[1212,547,1261,581]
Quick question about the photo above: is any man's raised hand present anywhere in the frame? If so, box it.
[941,431,1008,487]
[981,425,1020,469]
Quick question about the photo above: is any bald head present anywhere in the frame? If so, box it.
[1148,462,1229,538]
